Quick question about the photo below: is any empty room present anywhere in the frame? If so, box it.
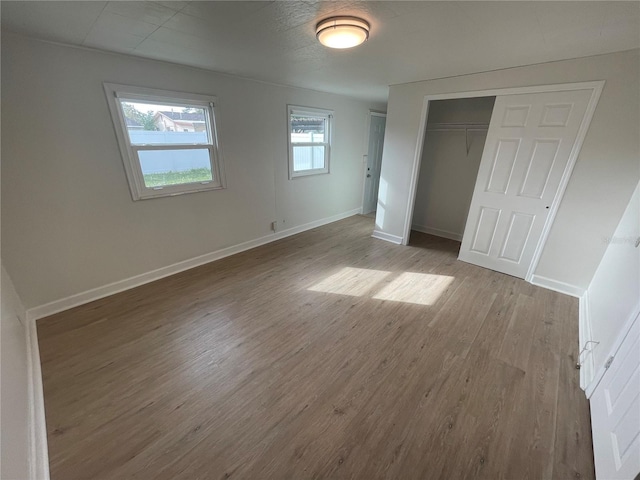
[2,2,639,479]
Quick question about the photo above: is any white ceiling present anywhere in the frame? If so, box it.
[2,1,639,103]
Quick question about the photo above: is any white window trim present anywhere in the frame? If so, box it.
[287,105,333,179]
[104,83,226,201]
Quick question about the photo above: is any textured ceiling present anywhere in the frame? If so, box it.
[2,1,639,103]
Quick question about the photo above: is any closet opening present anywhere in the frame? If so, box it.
[408,96,496,252]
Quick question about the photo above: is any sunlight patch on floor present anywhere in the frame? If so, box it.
[308,267,391,297]
[373,272,455,306]
[309,267,454,305]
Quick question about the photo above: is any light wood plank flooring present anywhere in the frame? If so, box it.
[38,215,594,479]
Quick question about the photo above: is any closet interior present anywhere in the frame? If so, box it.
[410,96,496,245]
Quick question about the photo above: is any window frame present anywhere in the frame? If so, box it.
[104,83,226,201]
[287,105,333,179]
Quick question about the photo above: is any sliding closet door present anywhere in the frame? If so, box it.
[590,313,640,479]
[458,89,592,278]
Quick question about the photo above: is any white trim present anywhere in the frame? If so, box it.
[26,317,50,480]
[579,291,595,391]
[27,208,361,322]
[585,304,640,398]
[402,82,606,277]
[530,274,585,298]
[411,224,462,242]
[409,81,606,103]
[372,230,403,245]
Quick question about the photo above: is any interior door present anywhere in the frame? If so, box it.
[590,313,640,479]
[363,114,386,214]
[458,89,592,278]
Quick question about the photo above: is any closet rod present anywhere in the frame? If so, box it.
[426,122,489,130]
[424,123,489,155]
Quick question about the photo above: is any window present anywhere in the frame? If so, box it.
[287,105,333,178]
[104,83,225,200]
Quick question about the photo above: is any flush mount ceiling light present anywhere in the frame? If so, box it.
[316,16,370,49]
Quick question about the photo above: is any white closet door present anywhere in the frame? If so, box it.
[590,314,640,479]
[458,89,592,278]
[363,114,386,214]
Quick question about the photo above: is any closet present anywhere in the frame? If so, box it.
[411,97,496,242]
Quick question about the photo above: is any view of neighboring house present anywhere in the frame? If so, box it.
[153,110,206,132]
[124,117,143,130]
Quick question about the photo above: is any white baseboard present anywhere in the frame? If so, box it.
[411,224,462,242]
[26,318,50,480]
[371,230,403,245]
[579,292,595,391]
[529,274,585,298]
[27,208,361,322]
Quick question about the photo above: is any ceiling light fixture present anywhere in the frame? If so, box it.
[316,16,370,49]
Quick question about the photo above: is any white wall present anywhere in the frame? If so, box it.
[378,49,640,291]
[411,98,494,240]
[585,182,640,378]
[1,265,29,480]
[1,34,384,309]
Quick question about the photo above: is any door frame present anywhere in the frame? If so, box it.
[361,110,387,214]
[402,81,604,282]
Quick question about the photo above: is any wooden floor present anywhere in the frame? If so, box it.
[38,215,594,480]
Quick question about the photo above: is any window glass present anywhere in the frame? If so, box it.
[138,149,213,188]
[287,106,333,179]
[104,83,225,200]
[290,114,326,144]
[120,101,209,144]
